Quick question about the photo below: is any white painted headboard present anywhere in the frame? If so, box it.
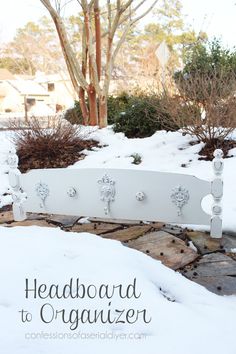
[6,149,224,238]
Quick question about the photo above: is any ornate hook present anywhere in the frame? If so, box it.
[171,185,189,216]
[35,182,50,209]
[98,174,116,215]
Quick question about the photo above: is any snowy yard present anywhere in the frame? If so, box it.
[1,0,236,352]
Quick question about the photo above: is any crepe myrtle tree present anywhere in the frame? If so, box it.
[40,0,158,127]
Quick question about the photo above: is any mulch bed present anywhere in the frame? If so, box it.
[0,204,12,213]
[18,139,99,173]
[198,139,236,161]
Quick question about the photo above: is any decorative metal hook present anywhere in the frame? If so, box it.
[171,185,189,216]
[35,182,49,209]
[98,174,116,215]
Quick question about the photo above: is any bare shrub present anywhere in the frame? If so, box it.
[9,117,97,172]
[163,69,236,148]
[2,115,61,130]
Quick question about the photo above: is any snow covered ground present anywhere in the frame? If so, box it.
[0,225,236,354]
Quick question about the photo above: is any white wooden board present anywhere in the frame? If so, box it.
[19,168,211,225]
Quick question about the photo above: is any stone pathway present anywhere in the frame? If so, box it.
[1,211,236,296]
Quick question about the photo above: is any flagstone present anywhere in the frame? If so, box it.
[128,231,198,270]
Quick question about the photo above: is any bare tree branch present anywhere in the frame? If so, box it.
[131,0,158,25]
[40,0,88,90]
[39,0,159,127]
[119,0,158,26]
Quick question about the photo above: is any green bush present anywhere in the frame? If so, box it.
[130,153,142,165]
[64,92,132,126]
[174,39,236,102]
[107,92,131,124]
[113,94,179,138]
[63,101,83,125]
[171,39,236,148]
[63,92,179,138]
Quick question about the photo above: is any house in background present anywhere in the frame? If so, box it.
[0,68,76,115]
[0,77,53,115]
[35,72,76,112]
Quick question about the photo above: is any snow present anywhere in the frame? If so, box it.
[29,101,55,116]
[0,225,236,354]
[78,216,91,224]
[1,126,236,233]
[188,241,198,252]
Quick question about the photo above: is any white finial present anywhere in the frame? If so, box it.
[7,149,27,221]
[213,149,224,176]
[213,149,223,159]
[211,149,224,238]
[7,148,19,169]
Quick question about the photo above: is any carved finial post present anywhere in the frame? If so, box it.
[7,148,27,221]
[210,149,224,238]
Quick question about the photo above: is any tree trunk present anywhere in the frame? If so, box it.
[88,84,98,125]
[79,87,89,125]
[99,95,108,128]
[94,0,102,81]
[80,32,88,125]
[40,0,158,129]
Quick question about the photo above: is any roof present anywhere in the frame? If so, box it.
[0,69,15,80]
[35,72,70,83]
[15,74,34,80]
[7,80,49,96]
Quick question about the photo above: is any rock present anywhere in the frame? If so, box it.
[195,252,228,263]
[46,214,80,227]
[162,225,185,239]
[227,252,236,261]
[221,234,236,253]
[186,231,222,254]
[89,217,141,225]
[0,211,14,224]
[27,213,47,221]
[103,225,152,242]
[71,223,121,235]
[183,253,236,278]
[6,220,56,228]
[193,276,236,296]
[128,231,198,270]
[151,222,166,230]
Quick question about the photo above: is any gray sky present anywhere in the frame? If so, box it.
[0,0,235,48]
